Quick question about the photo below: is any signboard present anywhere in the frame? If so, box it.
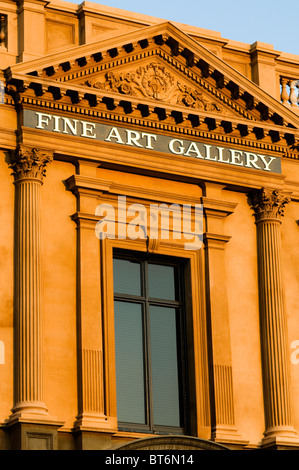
[23,109,282,174]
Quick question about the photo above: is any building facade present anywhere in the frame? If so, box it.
[1,0,299,451]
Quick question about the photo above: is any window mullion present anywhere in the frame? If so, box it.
[143,260,154,432]
[140,300,149,429]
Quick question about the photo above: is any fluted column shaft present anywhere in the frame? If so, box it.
[13,178,45,413]
[10,146,53,418]
[249,187,299,446]
[257,218,291,430]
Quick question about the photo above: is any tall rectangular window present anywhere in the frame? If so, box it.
[0,15,7,49]
[113,252,188,434]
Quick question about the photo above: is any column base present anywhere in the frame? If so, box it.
[73,412,117,434]
[9,401,49,418]
[73,429,113,450]
[211,425,249,449]
[73,413,117,450]
[4,416,64,450]
[261,426,299,450]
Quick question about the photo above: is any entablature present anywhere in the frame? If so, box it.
[3,22,299,123]
[2,20,299,200]
[3,21,299,152]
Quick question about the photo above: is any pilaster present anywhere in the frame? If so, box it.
[202,183,247,447]
[17,0,47,62]
[66,162,117,447]
[248,187,299,449]
[250,42,279,99]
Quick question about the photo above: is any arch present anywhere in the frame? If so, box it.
[111,435,230,450]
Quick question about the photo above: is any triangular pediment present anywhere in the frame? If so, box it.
[5,21,299,142]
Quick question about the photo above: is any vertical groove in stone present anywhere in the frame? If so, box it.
[257,219,292,430]
[14,180,45,411]
[9,146,53,418]
[82,349,104,414]
[214,365,235,426]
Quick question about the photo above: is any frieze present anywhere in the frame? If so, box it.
[17,98,295,156]
[23,109,282,174]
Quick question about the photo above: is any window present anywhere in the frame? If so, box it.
[0,14,7,49]
[113,251,189,434]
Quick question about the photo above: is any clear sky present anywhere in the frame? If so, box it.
[68,0,298,56]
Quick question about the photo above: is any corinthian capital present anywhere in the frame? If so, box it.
[9,146,54,182]
[248,187,291,222]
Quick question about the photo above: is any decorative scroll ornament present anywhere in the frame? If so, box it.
[9,146,54,182]
[248,187,291,221]
[176,83,221,111]
[85,62,223,112]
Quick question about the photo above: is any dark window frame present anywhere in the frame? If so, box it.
[113,249,190,435]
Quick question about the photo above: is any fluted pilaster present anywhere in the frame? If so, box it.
[202,183,247,446]
[71,213,117,434]
[81,348,104,415]
[9,145,53,418]
[214,365,235,427]
[249,187,299,447]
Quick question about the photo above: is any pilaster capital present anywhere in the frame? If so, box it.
[248,187,291,222]
[9,145,54,182]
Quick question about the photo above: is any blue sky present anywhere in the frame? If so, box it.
[69,0,298,56]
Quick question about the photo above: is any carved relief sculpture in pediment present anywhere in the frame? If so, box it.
[85,62,223,112]
[176,83,221,112]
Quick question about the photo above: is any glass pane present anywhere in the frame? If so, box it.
[150,306,181,427]
[113,258,141,296]
[114,301,145,424]
[148,263,176,300]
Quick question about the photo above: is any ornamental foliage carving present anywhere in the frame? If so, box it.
[85,62,222,112]
[10,146,54,181]
[248,187,291,221]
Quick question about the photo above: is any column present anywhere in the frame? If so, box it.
[6,145,63,450]
[248,187,299,449]
[202,183,247,447]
